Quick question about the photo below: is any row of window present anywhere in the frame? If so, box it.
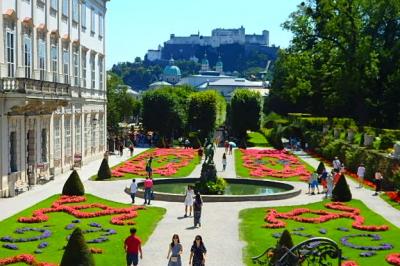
[50,0,104,37]
[9,116,104,173]
[4,22,104,90]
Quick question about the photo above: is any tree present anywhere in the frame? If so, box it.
[188,90,226,141]
[271,229,294,264]
[60,228,95,266]
[97,158,111,180]
[332,174,352,202]
[230,89,262,140]
[62,170,85,196]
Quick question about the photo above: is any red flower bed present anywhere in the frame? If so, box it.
[264,202,389,231]
[0,254,57,266]
[387,253,400,265]
[240,149,311,180]
[342,261,359,266]
[112,148,197,177]
[386,191,400,203]
[18,196,145,226]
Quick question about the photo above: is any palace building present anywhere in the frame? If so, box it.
[0,0,109,197]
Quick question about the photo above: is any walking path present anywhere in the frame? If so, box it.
[1,147,400,266]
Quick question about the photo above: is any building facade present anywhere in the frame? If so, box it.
[0,0,108,197]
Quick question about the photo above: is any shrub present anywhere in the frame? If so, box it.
[268,126,284,150]
[60,228,95,266]
[195,177,227,195]
[379,133,396,150]
[62,170,85,196]
[97,159,111,180]
[332,174,352,202]
[271,229,294,263]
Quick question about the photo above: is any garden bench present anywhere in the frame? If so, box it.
[252,237,342,266]
[14,180,29,196]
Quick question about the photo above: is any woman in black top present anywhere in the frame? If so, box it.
[193,192,203,227]
[189,235,206,266]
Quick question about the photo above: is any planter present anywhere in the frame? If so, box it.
[364,134,374,147]
[322,125,330,134]
[333,128,341,139]
[347,130,355,142]
[394,143,400,159]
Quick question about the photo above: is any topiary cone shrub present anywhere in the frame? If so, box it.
[332,174,352,202]
[97,158,111,180]
[271,229,294,263]
[317,161,326,175]
[62,170,85,196]
[60,227,95,266]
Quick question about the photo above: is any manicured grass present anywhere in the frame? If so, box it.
[247,131,270,147]
[239,199,400,265]
[92,148,201,180]
[380,193,400,211]
[0,194,165,266]
[234,149,314,181]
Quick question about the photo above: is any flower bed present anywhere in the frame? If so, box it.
[237,149,311,180]
[0,254,57,266]
[111,148,198,178]
[18,196,145,226]
[387,253,400,265]
[386,191,400,203]
[264,202,389,231]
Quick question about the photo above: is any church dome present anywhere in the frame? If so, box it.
[163,65,181,77]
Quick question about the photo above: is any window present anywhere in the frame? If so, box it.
[90,54,95,89]
[41,129,47,162]
[98,57,104,90]
[91,9,95,34]
[72,0,79,22]
[5,22,16,77]
[65,117,71,157]
[62,0,68,17]
[63,46,69,84]
[10,132,17,173]
[51,40,58,82]
[99,115,104,147]
[99,15,104,37]
[91,119,96,150]
[85,115,90,155]
[75,116,81,154]
[82,51,87,88]
[73,46,80,86]
[81,3,86,29]
[38,34,46,80]
[23,32,32,79]
[50,0,58,11]
[54,119,61,160]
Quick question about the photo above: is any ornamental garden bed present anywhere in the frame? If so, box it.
[94,148,200,180]
[381,192,400,211]
[235,148,314,181]
[239,200,400,265]
[0,194,165,266]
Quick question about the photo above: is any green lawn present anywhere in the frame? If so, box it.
[247,131,270,147]
[92,148,201,180]
[0,194,165,265]
[380,193,400,211]
[234,149,314,181]
[239,199,400,265]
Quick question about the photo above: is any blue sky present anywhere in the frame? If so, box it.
[105,0,302,69]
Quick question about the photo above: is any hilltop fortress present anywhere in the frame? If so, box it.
[146,26,277,65]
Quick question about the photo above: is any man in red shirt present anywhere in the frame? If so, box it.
[124,228,142,266]
[143,177,153,205]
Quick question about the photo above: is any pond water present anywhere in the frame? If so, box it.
[152,182,286,195]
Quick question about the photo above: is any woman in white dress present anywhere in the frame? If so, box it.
[184,185,195,217]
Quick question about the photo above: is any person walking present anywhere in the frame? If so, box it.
[193,192,203,228]
[332,156,341,171]
[189,235,207,266]
[167,234,183,266]
[222,153,227,171]
[184,185,194,217]
[120,143,124,157]
[320,169,328,194]
[129,144,134,157]
[143,177,153,205]
[124,228,142,266]
[357,163,366,188]
[373,170,383,196]
[130,179,138,204]
[145,157,153,178]
[311,170,320,195]
[224,140,229,154]
[326,170,334,198]
[228,143,233,155]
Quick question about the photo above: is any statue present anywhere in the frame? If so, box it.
[203,138,215,165]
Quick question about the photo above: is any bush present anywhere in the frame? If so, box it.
[332,174,352,202]
[62,170,85,196]
[195,177,227,195]
[268,126,284,150]
[97,159,111,180]
[60,228,95,266]
[379,133,396,150]
[271,229,294,263]
[247,132,269,147]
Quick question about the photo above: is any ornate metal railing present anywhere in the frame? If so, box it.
[252,237,342,266]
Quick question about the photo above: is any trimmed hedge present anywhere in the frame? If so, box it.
[60,228,95,266]
[332,174,352,202]
[62,170,85,196]
[97,159,111,180]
